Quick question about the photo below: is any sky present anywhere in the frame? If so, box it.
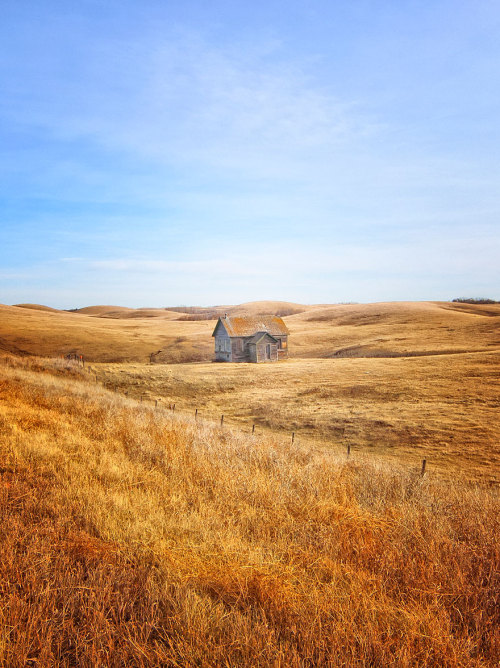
[1,0,499,308]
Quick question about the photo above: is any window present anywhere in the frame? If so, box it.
[216,338,229,352]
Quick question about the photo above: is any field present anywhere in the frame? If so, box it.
[0,354,498,666]
[3,299,500,363]
[2,300,499,482]
[95,351,500,485]
[0,300,499,664]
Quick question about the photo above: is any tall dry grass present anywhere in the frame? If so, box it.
[95,351,500,484]
[0,355,498,666]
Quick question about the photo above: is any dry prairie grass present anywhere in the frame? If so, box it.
[287,301,500,359]
[96,349,500,484]
[2,300,499,478]
[0,302,213,362]
[3,300,500,363]
[0,355,499,666]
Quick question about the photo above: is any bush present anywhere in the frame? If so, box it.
[452,297,499,304]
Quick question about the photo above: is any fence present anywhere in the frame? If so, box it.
[79,361,430,478]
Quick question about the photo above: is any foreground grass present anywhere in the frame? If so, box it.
[0,356,499,666]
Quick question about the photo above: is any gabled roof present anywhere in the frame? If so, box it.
[247,331,278,345]
[212,315,289,337]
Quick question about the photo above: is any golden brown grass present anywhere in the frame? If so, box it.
[95,349,500,484]
[0,302,213,362]
[3,300,499,363]
[287,301,500,359]
[2,300,499,479]
[0,354,498,666]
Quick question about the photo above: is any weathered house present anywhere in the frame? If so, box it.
[212,315,289,363]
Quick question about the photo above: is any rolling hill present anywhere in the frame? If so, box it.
[1,300,499,363]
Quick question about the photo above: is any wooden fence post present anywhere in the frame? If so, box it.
[347,444,351,458]
[155,399,158,409]
[195,408,198,421]
[291,432,295,444]
[252,424,255,435]
[220,414,224,428]
[421,459,427,476]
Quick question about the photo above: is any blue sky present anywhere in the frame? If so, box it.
[1,0,499,308]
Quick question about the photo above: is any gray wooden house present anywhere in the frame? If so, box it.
[212,315,289,363]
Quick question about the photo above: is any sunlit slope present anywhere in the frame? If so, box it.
[72,305,184,318]
[13,303,61,312]
[288,301,500,358]
[1,301,499,362]
[96,351,500,484]
[0,303,214,362]
[0,355,498,665]
[225,300,307,317]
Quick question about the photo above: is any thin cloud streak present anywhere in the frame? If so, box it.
[1,2,499,305]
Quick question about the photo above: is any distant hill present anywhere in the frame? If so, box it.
[165,301,308,320]
[226,301,307,317]
[1,300,499,363]
[70,305,136,316]
[14,303,61,312]
[287,301,500,358]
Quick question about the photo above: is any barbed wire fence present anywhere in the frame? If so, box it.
[73,357,430,479]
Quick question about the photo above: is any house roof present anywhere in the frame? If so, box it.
[248,332,278,345]
[212,315,289,337]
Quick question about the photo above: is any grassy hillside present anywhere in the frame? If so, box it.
[1,300,499,363]
[2,300,499,484]
[95,350,500,484]
[288,301,500,358]
[1,354,498,666]
[0,302,214,362]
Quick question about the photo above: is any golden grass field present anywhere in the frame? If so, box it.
[5,299,497,482]
[0,300,499,664]
[1,299,499,482]
[95,351,500,485]
[0,354,498,666]
[2,300,499,361]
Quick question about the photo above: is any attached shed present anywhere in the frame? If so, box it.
[212,315,289,363]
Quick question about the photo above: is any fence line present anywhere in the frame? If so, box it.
[72,359,430,476]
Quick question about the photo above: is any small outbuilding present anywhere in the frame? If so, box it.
[212,314,289,363]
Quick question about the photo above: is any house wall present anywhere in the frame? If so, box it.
[255,342,278,363]
[244,341,281,363]
[214,333,232,362]
[231,337,250,363]
[276,335,288,360]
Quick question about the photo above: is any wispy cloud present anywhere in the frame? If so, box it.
[1,2,499,306]
[7,32,367,181]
